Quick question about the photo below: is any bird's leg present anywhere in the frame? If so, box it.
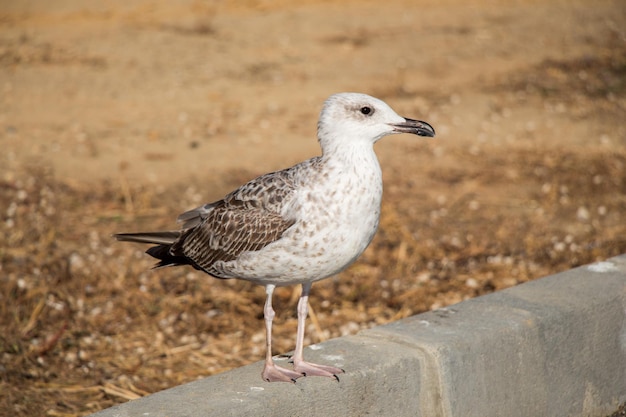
[291,282,344,380]
[261,284,304,383]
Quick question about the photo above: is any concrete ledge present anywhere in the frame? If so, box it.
[90,255,626,417]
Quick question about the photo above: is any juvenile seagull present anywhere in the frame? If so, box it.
[114,93,435,383]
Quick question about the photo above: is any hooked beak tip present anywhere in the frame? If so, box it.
[392,118,436,137]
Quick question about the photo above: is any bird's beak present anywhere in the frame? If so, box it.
[391,118,436,137]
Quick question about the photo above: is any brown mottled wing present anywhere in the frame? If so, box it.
[170,167,300,278]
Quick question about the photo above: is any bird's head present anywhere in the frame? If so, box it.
[317,92,435,154]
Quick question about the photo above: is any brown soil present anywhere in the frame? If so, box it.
[1,0,625,415]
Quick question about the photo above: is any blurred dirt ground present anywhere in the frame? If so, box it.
[1,0,625,416]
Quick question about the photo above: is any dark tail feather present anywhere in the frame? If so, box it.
[113,231,180,245]
[113,231,193,268]
[145,244,193,268]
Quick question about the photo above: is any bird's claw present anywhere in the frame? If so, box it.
[262,362,305,383]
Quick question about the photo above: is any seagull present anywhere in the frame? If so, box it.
[114,92,435,383]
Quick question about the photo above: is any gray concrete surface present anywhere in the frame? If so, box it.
[90,255,626,417]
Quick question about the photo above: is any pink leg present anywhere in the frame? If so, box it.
[291,282,344,380]
[261,284,304,383]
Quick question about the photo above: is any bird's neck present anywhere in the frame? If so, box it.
[319,141,382,190]
[320,136,378,165]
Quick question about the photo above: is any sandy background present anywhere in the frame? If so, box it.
[1,0,625,415]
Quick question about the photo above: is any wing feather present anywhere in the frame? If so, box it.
[170,167,302,276]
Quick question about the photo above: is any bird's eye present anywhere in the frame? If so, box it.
[360,106,372,115]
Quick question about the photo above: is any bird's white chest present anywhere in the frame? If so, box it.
[295,159,383,259]
[256,154,383,282]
